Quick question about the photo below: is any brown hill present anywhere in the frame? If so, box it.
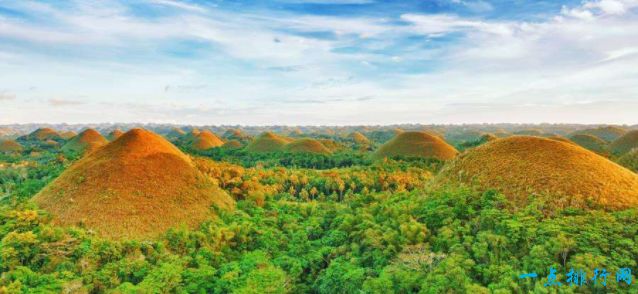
[21,128,62,141]
[62,129,109,155]
[166,127,186,140]
[572,126,627,142]
[285,139,332,155]
[60,131,77,140]
[244,132,293,153]
[182,130,224,150]
[610,130,638,155]
[436,136,638,210]
[568,134,608,155]
[618,149,638,172]
[34,128,234,240]
[548,135,574,144]
[373,131,458,160]
[222,128,252,142]
[318,139,344,152]
[348,132,370,145]
[222,140,243,149]
[107,129,124,141]
[0,140,23,153]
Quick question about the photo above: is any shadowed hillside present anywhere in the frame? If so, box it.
[61,129,108,155]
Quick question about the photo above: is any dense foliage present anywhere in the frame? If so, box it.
[1,145,638,293]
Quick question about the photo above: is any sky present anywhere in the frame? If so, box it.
[0,0,637,125]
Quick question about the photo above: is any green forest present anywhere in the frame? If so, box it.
[1,126,638,293]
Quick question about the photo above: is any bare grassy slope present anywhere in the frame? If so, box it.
[374,131,458,160]
[34,128,234,240]
[437,136,638,210]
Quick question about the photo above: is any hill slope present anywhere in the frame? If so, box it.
[373,131,458,160]
[285,139,332,155]
[19,128,62,141]
[610,130,638,155]
[34,128,234,240]
[244,132,293,153]
[182,130,224,150]
[568,134,608,155]
[61,129,109,155]
[0,140,23,152]
[571,126,627,142]
[436,136,638,210]
[107,129,124,141]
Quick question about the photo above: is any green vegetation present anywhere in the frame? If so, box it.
[2,126,638,293]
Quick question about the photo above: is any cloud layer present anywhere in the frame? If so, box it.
[0,0,637,124]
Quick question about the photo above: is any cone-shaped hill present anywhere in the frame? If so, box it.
[285,139,332,155]
[181,130,224,150]
[373,131,458,160]
[19,128,62,141]
[61,131,77,140]
[107,129,124,141]
[610,130,638,155]
[0,140,23,153]
[61,129,109,155]
[223,128,252,142]
[571,126,626,142]
[34,128,234,240]
[349,132,370,145]
[436,136,638,210]
[166,127,186,140]
[222,140,243,149]
[244,132,294,153]
[568,134,608,155]
[549,135,574,144]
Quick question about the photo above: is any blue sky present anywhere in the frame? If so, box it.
[0,0,637,125]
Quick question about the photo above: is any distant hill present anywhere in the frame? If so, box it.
[0,140,23,153]
[618,149,638,172]
[18,128,62,142]
[571,126,627,142]
[348,131,370,145]
[181,130,224,150]
[568,134,609,155]
[107,129,124,141]
[285,139,332,155]
[244,132,293,153]
[610,130,638,155]
[373,131,458,160]
[62,129,108,155]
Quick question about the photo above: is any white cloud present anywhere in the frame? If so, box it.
[1,0,637,124]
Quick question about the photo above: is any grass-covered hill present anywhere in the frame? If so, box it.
[33,128,234,240]
[436,136,638,210]
[373,131,458,160]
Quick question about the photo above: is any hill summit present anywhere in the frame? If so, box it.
[373,131,458,160]
[348,131,370,145]
[244,132,293,153]
[20,128,62,141]
[436,136,638,210]
[34,128,234,240]
[610,130,638,155]
[107,129,124,141]
[285,138,332,155]
[61,129,109,155]
[0,140,23,153]
[182,130,224,150]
